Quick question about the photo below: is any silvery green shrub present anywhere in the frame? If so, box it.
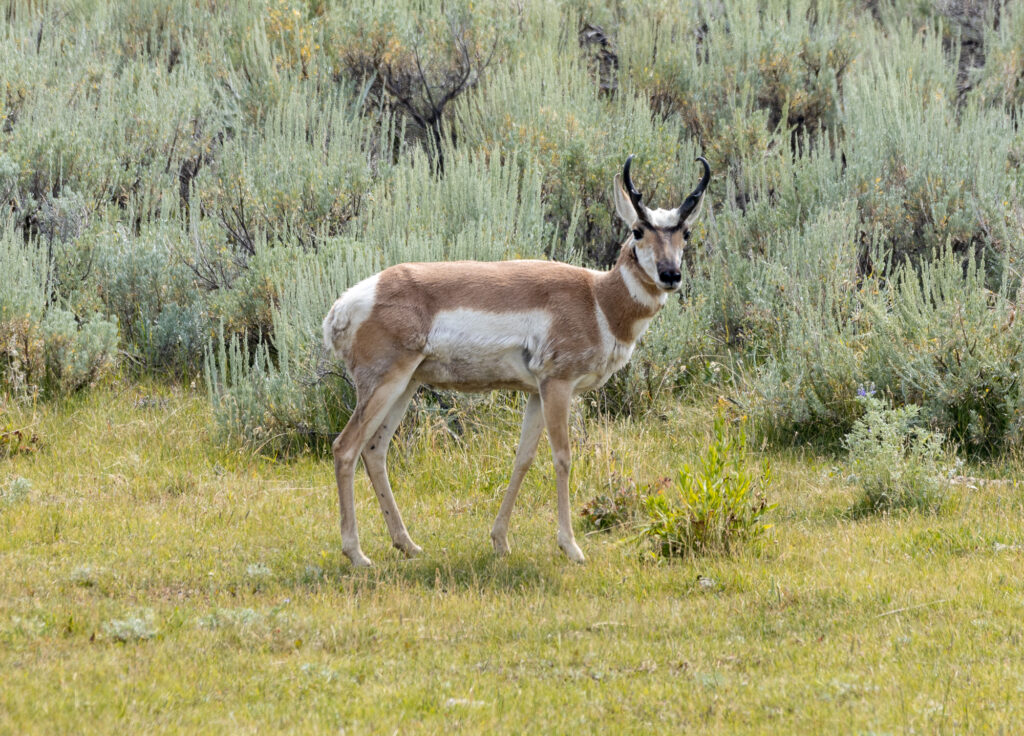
[103,611,158,643]
[1,224,116,398]
[192,80,383,249]
[1,476,32,505]
[971,0,1024,111]
[39,308,118,396]
[619,0,855,182]
[844,394,954,513]
[860,248,1024,458]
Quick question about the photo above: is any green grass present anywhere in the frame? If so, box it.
[3,382,1024,733]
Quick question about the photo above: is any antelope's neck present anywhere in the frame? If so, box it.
[594,244,668,344]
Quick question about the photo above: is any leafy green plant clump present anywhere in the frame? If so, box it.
[637,411,773,558]
[844,391,955,514]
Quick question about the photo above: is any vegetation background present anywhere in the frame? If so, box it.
[2,0,1024,732]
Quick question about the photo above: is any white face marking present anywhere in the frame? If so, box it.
[630,219,684,292]
[621,256,668,310]
[323,272,380,358]
[645,208,681,228]
[634,243,662,286]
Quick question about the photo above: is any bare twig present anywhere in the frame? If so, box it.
[875,599,948,619]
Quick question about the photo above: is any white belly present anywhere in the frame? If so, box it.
[415,308,551,391]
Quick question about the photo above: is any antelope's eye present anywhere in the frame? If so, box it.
[632,229,643,240]
[683,229,691,241]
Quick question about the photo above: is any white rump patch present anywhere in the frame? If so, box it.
[322,273,379,359]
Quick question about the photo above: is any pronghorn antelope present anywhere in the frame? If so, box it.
[322,155,710,566]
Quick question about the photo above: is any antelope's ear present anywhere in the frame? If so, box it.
[613,174,639,226]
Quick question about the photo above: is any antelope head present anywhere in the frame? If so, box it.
[613,154,711,292]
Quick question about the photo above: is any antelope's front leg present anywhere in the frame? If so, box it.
[539,379,585,563]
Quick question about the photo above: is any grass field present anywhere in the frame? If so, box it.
[3,381,1023,733]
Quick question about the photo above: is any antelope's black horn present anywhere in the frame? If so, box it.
[623,154,651,226]
[677,156,711,222]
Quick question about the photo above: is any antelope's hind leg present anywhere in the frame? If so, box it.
[362,381,422,558]
[491,393,544,556]
[332,357,422,567]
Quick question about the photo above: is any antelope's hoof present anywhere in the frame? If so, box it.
[395,539,423,558]
[343,548,374,568]
[559,539,586,564]
[491,532,512,557]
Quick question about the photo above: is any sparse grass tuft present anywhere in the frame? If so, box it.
[579,472,668,532]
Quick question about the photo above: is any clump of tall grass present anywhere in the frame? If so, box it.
[0,404,40,459]
[580,474,670,532]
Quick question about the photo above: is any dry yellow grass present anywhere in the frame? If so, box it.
[2,381,1023,733]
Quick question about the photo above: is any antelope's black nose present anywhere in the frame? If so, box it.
[658,267,681,288]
